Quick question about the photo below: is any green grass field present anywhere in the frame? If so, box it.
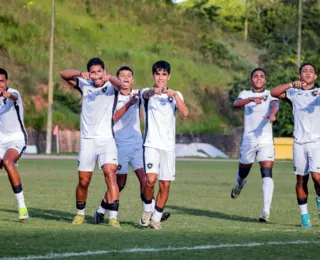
[0,159,319,260]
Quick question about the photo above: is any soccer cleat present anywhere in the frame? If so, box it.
[149,219,162,230]
[316,198,320,217]
[93,211,105,224]
[139,211,152,227]
[18,208,29,221]
[301,213,311,228]
[72,214,85,224]
[258,211,269,222]
[161,212,171,222]
[108,218,120,228]
[231,180,246,199]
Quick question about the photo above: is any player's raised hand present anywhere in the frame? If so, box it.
[102,73,110,82]
[80,71,90,80]
[250,95,265,104]
[1,91,10,98]
[263,114,276,123]
[127,93,139,106]
[292,81,307,88]
[165,89,176,97]
[154,88,162,95]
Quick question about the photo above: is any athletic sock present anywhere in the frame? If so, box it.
[15,191,26,209]
[152,206,163,222]
[262,177,274,213]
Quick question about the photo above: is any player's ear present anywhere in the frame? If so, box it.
[104,69,107,74]
[168,74,171,80]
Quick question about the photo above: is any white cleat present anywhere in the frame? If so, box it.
[258,211,270,222]
[149,219,162,230]
[139,211,152,227]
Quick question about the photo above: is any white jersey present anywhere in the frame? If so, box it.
[286,87,320,144]
[237,89,278,144]
[141,88,183,151]
[113,89,142,147]
[76,78,118,139]
[0,88,27,144]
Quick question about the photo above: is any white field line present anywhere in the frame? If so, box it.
[1,240,319,260]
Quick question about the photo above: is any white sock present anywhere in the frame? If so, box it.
[262,177,274,214]
[77,209,85,215]
[109,210,118,219]
[316,195,320,202]
[15,191,26,208]
[143,202,153,212]
[299,203,308,215]
[236,172,245,186]
[97,206,107,215]
[152,209,163,222]
[152,198,155,210]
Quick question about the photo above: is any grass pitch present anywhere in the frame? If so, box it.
[0,159,319,259]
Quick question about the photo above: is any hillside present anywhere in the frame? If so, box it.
[0,0,258,133]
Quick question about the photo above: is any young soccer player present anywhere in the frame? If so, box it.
[93,66,170,223]
[60,58,122,227]
[230,68,279,222]
[270,63,320,228]
[0,68,29,221]
[139,60,189,230]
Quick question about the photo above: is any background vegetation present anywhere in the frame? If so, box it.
[0,0,319,136]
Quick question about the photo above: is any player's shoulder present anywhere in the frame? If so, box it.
[132,89,140,95]
[238,89,251,97]
[8,87,19,94]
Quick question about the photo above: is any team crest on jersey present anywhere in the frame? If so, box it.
[293,166,296,172]
[312,90,318,96]
[263,95,268,101]
[168,97,174,102]
[117,165,122,170]
[102,87,107,93]
[147,163,153,169]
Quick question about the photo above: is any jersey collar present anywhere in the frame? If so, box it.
[120,88,132,95]
[251,88,265,93]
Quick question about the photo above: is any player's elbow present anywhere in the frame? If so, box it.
[270,89,278,98]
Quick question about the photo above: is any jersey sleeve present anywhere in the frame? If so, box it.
[75,78,88,94]
[236,90,248,100]
[269,92,279,102]
[285,88,296,101]
[175,91,184,109]
[9,89,19,100]
[140,88,149,101]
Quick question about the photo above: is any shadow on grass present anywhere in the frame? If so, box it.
[166,205,258,223]
[0,208,139,228]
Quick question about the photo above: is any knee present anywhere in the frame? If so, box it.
[79,178,90,189]
[296,176,307,186]
[103,165,117,179]
[117,182,125,191]
[3,159,14,171]
[159,181,171,191]
[146,176,157,188]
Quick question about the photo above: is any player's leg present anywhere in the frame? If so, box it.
[98,138,120,227]
[308,141,320,217]
[2,144,28,221]
[73,138,96,224]
[149,149,175,230]
[140,147,160,227]
[293,142,311,228]
[231,143,255,199]
[311,172,320,216]
[257,143,275,222]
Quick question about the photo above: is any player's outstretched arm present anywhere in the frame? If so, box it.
[233,96,265,108]
[60,70,87,87]
[0,91,18,101]
[142,88,162,100]
[113,94,139,122]
[165,89,188,117]
[107,75,121,89]
[270,81,306,99]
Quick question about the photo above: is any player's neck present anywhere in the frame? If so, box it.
[302,83,315,90]
[154,85,168,91]
[252,88,264,93]
[120,88,131,95]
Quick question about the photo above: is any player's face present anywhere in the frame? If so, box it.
[251,70,266,90]
[0,74,8,93]
[299,65,317,85]
[89,65,105,87]
[152,69,171,89]
[118,70,134,90]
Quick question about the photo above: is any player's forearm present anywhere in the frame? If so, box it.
[233,98,252,108]
[270,83,292,98]
[6,92,18,101]
[175,94,189,117]
[113,103,131,122]
[60,70,81,81]
[142,88,156,100]
[269,100,279,116]
[108,75,121,88]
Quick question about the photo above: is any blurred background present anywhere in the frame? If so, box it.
[0,0,319,157]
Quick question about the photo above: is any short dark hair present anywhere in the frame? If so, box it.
[116,66,134,77]
[0,68,8,79]
[299,63,317,74]
[152,60,171,74]
[250,68,266,79]
[87,57,105,71]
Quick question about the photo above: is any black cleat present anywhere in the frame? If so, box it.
[161,212,171,222]
[93,211,105,224]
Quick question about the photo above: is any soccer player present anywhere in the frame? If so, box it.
[230,68,279,222]
[60,58,122,227]
[270,63,320,228]
[93,66,170,223]
[139,60,189,230]
[0,68,29,221]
